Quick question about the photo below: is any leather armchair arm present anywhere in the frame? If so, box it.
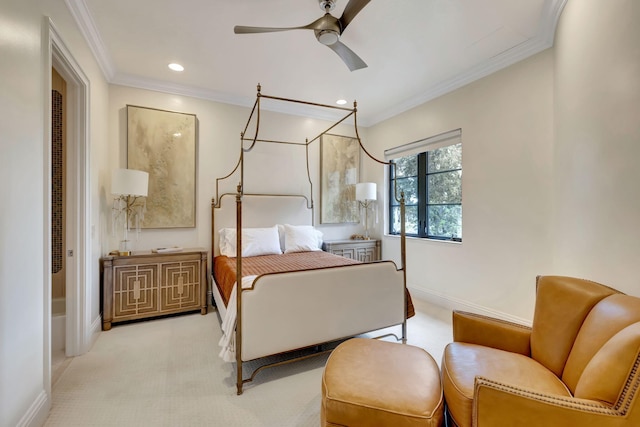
[452,311,531,356]
[473,377,630,427]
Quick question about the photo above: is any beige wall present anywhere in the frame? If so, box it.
[553,0,640,293]
[0,2,48,424]
[107,85,370,260]
[0,0,110,425]
[368,50,555,321]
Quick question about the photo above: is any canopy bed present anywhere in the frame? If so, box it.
[211,85,410,395]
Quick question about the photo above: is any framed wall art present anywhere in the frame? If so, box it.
[320,133,360,224]
[127,105,197,228]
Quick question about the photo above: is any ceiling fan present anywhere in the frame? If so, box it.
[234,0,371,71]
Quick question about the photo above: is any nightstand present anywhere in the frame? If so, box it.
[100,248,208,330]
[322,239,381,263]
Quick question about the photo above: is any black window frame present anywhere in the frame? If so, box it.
[389,144,462,242]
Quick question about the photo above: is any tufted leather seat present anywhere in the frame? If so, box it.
[322,338,444,427]
[441,275,640,427]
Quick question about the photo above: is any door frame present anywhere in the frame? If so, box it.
[44,18,92,394]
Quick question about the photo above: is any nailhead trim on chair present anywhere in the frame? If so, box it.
[615,354,640,413]
[473,377,620,416]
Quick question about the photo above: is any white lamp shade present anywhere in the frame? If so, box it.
[111,168,149,197]
[356,182,377,201]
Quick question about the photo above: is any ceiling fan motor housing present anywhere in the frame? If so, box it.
[316,29,339,45]
[313,14,342,45]
[319,0,336,12]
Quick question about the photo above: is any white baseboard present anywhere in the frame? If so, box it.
[89,315,102,349]
[17,389,49,427]
[408,286,532,326]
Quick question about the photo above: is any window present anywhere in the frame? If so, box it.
[387,130,462,241]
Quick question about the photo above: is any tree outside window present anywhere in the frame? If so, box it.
[389,142,462,241]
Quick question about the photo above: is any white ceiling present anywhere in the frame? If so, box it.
[67,0,566,126]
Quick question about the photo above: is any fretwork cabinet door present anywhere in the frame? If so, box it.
[113,263,160,320]
[322,240,381,262]
[101,249,208,330]
[160,259,202,312]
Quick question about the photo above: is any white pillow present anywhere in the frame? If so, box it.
[283,224,323,253]
[314,228,323,248]
[219,226,282,257]
[218,228,234,256]
[277,224,323,252]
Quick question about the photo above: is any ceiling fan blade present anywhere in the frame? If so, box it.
[235,17,327,35]
[339,0,371,32]
[326,41,367,71]
[234,25,311,34]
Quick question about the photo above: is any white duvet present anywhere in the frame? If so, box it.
[218,275,257,362]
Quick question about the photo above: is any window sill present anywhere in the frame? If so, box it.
[384,234,462,245]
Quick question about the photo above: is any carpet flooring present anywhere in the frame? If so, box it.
[44,299,452,426]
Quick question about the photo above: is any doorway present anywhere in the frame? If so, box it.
[46,21,92,399]
[51,66,68,383]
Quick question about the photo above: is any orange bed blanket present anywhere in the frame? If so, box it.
[213,251,414,318]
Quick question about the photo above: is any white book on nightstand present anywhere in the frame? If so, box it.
[152,246,183,253]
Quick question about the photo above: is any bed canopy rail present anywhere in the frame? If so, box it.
[211,84,406,209]
[211,84,407,395]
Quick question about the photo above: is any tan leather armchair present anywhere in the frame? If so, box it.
[441,275,640,427]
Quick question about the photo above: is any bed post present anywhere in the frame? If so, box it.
[211,197,216,307]
[211,198,215,257]
[353,105,408,344]
[235,183,244,395]
[400,191,407,344]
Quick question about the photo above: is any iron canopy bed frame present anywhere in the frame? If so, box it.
[211,84,408,395]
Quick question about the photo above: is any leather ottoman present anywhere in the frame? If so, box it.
[321,338,444,427]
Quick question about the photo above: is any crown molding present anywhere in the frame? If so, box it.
[69,0,567,127]
[111,73,350,124]
[366,37,550,126]
[112,72,253,107]
[65,0,115,80]
[539,0,569,45]
[366,0,568,126]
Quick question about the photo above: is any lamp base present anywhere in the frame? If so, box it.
[119,240,132,256]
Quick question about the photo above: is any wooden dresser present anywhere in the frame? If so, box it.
[323,239,381,263]
[100,248,208,330]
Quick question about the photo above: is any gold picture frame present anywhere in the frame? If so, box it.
[320,133,360,224]
[127,105,197,228]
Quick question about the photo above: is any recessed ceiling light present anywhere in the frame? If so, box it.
[336,99,347,105]
[168,63,184,72]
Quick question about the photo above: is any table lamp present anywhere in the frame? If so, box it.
[112,168,149,255]
[356,182,377,240]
